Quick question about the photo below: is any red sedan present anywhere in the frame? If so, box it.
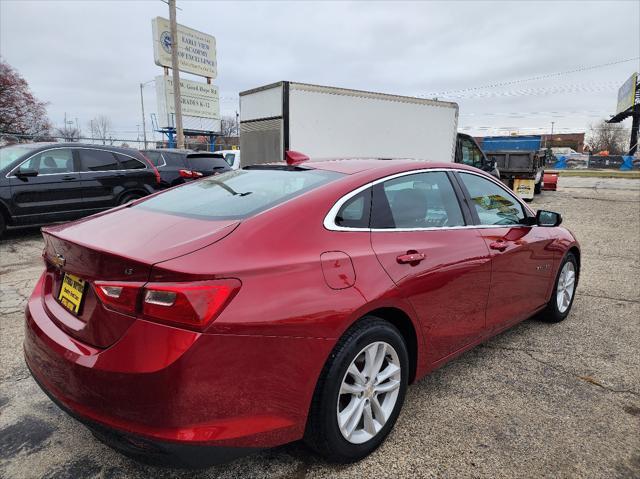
[24,157,580,466]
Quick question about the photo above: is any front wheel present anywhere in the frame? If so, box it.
[305,317,409,463]
[538,252,578,322]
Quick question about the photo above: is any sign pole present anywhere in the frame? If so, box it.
[139,83,148,149]
[168,0,185,149]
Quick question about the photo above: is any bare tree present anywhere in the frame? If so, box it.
[55,124,81,142]
[89,115,112,144]
[0,59,51,138]
[586,120,630,155]
[220,116,239,138]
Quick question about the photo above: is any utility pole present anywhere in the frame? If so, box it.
[169,0,185,149]
[139,83,148,149]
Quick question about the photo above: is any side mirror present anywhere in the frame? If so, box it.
[536,210,562,227]
[15,168,39,179]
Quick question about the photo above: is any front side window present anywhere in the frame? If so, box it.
[371,171,465,229]
[458,172,525,225]
[136,168,343,220]
[17,149,75,175]
[460,139,483,169]
[79,149,119,171]
[224,153,236,166]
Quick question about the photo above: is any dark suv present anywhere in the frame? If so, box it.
[0,143,160,236]
[142,149,231,188]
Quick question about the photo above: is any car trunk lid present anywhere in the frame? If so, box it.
[40,208,239,348]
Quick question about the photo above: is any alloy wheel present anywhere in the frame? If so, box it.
[336,341,401,444]
[556,261,576,313]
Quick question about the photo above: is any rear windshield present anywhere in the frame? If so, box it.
[135,168,343,220]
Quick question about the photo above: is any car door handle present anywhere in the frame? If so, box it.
[489,240,508,252]
[61,175,76,181]
[396,252,425,264]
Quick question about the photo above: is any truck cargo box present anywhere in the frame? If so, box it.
[239,81,459,166]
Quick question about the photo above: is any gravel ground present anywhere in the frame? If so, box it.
[1,177,639,479]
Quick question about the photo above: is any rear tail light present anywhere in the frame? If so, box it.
[93,279,240,331]
[179,169,204,178]
[94,281,144,316]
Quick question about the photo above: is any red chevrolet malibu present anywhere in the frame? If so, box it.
[24,157,580,466]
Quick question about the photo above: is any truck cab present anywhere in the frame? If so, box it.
[455,133,499,177]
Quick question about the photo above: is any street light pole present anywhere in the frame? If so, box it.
[139,83,148,149]
[169,0,185,149]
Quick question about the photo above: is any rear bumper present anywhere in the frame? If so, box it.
[24,273,334,453]
[27,359,259,468]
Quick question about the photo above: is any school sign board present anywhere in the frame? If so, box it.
[156,75,220,132]
[152,17,217,78]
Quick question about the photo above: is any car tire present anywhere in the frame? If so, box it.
[538,252,578,323]
[118,193,143,205]
[304,316,409,463]
[0,213,5,238]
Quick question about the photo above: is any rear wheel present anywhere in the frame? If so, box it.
[538,252,578,323]
[118,193,144,205]
[305,317,408,463]
[0,213,5,238]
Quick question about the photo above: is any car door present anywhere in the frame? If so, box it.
[7,147,83,225]
[455,171,555,331]
[78,148,123,210]
[369,170,492,365]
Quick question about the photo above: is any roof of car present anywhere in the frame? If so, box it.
[307,158,471,175]
[143,148,193,153]
[25,143,142,154]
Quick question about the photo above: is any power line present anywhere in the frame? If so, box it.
[424,57,640,97]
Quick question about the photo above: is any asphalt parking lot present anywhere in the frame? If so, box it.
[1,176,638,479]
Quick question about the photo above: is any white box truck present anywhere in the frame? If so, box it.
[239,81,493,171]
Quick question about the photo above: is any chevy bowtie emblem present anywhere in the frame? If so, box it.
[52,253,66,268]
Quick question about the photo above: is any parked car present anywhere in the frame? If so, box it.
[24,155,580,467]
[216,149,241,169]
[142,149,232,188]
[0,143,160,236]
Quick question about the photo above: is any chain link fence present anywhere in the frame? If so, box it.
[0,132,239,152]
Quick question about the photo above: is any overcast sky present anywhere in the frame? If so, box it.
[1,0,639,143]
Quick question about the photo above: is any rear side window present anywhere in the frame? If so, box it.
[372,171,465,229]
[164,152,188,167]
[115,153,146,170]
[136,169,343,220]
[144,151,165,167]
[335,189,371,228]
[80,149,119,171]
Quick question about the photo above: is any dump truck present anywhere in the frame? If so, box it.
[479,135,547,200]
[239,81,495,174]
